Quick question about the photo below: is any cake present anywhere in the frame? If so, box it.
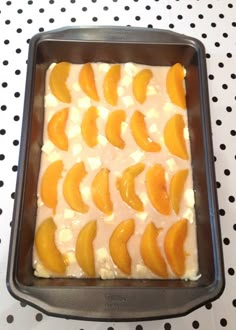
[33,61,199,280]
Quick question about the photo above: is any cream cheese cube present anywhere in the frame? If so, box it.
[64,209,75,219]
[87,157,101,170]
[77,97,91,108]
[97,106,109,120]
[122,96,134,107]
[42,140,55,154]
[45,94,58,107]
[58,228,73,243]
[47,151,60,162]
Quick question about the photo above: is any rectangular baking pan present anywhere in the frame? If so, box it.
[7,26,224,321]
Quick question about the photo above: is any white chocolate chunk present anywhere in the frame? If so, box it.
[146,85,157,96]
[122,96,134,107]
[166,158,178,172]
[149,123,157,133]
[87,157,102,170]
[72,144,82,156]
[120,75,132,87]
[45,94,58,107]
[64,209,75,219]
[42,140,55,154]
[130,150,145,162]
[97,106,109,120]
[47,151,60,162]
[183,208,194,223]
[184,127,190,140]
[98,63,110,73]
[70,106,80,123]
[97,134,108,146]
[117,86,125,96]
[184,189,195,208]
[68,125,79,138]
[58,228,73,243]
[77,97,91,108]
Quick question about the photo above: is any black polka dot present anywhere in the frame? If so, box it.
[16,48,21,54]
[187,4,192,9]
[0,129,6,135]
[135,16,141,21]
[232,22,236,27]
[13,140,19,146]
[28,0,33,4]
[219,209,225,216]
[92,17,98,22]
[39,27,44,32]
[103,6,108,10]
[114,16,119,21]
[229,195,235,203]
[16,28,22,33]
[202,33,207,38]
[2,82,8,88]
[215,42,220,47]
[223,237,230,245]
[198,14,204,19]
[206,53,211,58]
[223,33,228,38]
[4,39,10,45]
[211,22,216,27]
[216,119,222,126]
[5,19,11,25]
[0,154,5,160]
[0,209,2,215]
[222,84,228,90]
[177,15,183,20]
[70,0,76,3]
[226,106,232,112]
[14,92,20,98]
[147,24,153,28]
[228,267,235,275]
[169,23,174,29]
[12,165,18,172]
[212,96,218,102]
[0,181,4,187]
[190,23,195,28]
[219,13,224,19]
[27,19,33,24]
[20,301,27,307]
[233,224,236,231]
[232,299,236,307]
[17,9,23,14]
[35,313,43,321]
[39,8,44,13]
[6,1,12,5]
[136,325,143,330]
[220,318,227,327]
[230,129,236,136]
[192,320,199,329]
[220,144,226,150]
[49,0,54,4]
[1,105,7,111]
[49,18,54,23]
[124,6,129,10]
[224,169,230,176]
[205,302,212,309]
[107,327,114,330]
[145,5,151,10]
[227,52,232,58]
[6,315,14,323]
[71,17,76,22]
[167,5,172,9]
[216,181,221,188]
[61,7,66,12]
[164,323,171,330]
[208,4,213,8]
[82,7,87,11]
[231,73,236,79]
[219,62,224,68]
[156,15,162,20]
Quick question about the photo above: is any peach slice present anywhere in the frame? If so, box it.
[105,110,126,149]
[164,114,189,160]
[146,164,171,215]
[103,64,121,106]
[81,106,98,147]
[109,218,135,275]
[63,162,89,213]
[49,62,71,103]
[35,217,66,274]
[164,219,188,277]
[79,63,99,101]
[75,220,97,277]
[133,69,153,104]
[40,160,63,213]
[47,108,69,151]
[130,110,161,152]
[170,169,189,214]
[117,163,145,212]
[91,168,113,215]
[166,63,186,109]
[140,222,168,277]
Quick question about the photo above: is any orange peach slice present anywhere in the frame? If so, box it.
[75,220,97,277]
[63,162,89,213]
[79,63,99,101]
[91,168,113,215]
[140,222,168,277]
[103,64,121,106]
[49,62,71,103]
[40,160,63,213]
[109,218,135,275]
[164,219,188,277]
[170,169,189,214]
[164,114,188,160]
[166,63,186,109]
[81,106,98,147]
[133,69,153,104]
[146,164,171,215]
[35,217,66,274]
[130,110,161,152]
[117,163,145,212]
[47,108,69,151]
[105,110,126,149]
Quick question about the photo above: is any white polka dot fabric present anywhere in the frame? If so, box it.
[0,0,236,329]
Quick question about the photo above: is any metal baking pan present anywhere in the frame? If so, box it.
[6,26,224,321]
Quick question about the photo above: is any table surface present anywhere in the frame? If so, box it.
[0,0,236,329]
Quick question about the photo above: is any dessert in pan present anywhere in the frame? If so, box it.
[33,61,198,280]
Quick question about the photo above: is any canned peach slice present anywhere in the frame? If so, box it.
[105,110,126,149]
[91,168,113,215]
[164,114,188,160]
[81,106,98,147]
[166,63,186,109]
[49,62,71,103]
[133,69,153,104]
[116,163,145,212]
[170,169,189,214]
[164,219,188,277]
[35,217,66,275]
[145,164,171,215]
[47,108,69,151]
[63,162,89,213]
[103,64,121,106]
[109,219,135,275]
[140,222,168,277]
[40,160,63,213]
[130,110,161,152]
[79,63,99,101]
[75,220,97,277]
